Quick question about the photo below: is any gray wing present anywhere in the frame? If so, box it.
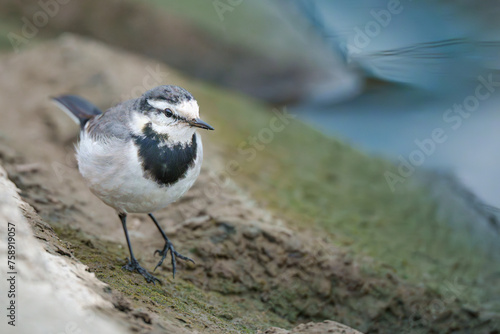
[86,99,136,141]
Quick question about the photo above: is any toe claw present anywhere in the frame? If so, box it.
[172,250,195,263]
[153,260,163,272]
[123,259,161,284]
[153,240,194,278]
[171,254,177,278]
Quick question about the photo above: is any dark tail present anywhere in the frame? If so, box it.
[51,95,103,129]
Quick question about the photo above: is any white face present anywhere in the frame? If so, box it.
[147,99,200,120]
[130,98,200,145]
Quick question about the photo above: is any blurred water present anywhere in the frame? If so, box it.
[291,0,500,207]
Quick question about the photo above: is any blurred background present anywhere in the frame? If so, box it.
[3,0,500,207]
[1,0,500,332]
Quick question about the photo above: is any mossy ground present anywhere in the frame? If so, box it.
[147,0,306,64]
[185,81,500,312]
[52,225,291,333]
[128,3,500,309]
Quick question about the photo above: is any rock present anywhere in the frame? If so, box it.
[261,320,363,334]
[0,164,126,333]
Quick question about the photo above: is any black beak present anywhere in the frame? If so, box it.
[188,118,214,130]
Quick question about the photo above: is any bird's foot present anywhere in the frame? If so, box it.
[153,240,195,278]
[123,258,161,285]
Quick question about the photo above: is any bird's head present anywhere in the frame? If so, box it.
[132,85,213,142]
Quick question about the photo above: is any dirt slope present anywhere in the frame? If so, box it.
[0,35,498,333]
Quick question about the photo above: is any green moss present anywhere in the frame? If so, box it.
[185,81,500,311]
[0,19,21,52]
[146,0,306,64]
[53,225,291,333]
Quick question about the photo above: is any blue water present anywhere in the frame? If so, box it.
[290,0,500,207]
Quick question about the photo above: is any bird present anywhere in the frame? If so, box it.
[52,85,214,284]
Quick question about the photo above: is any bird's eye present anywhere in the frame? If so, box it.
[164,108,173,117]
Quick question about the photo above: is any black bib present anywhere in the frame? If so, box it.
[133,124,197,186]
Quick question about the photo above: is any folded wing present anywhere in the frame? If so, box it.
[52,95,103,129]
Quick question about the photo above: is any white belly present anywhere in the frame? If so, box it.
[76,132,203,213]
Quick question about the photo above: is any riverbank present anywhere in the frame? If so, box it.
[0,35,498,333]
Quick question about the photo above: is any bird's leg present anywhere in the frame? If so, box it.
[149,213,195,278]
[119,213,161,285]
